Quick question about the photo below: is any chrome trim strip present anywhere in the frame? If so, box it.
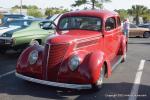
[0,37,12,40]
[16,73,92,89]
[74,35,102,50]
[45,44,50,80]
[75,34,102,42]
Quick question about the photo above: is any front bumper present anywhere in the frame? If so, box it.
[0,37,13,47]
[0,37,13,45]
[16,72,92,90]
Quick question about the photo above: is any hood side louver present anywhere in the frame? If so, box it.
[76,39,99,49]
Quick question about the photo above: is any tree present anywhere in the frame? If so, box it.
[72,0,111,10]
[128,5,149,25]
[142,9,150,23]
[45,7,69,16]
[11,5,43,17]
[27,5,38,9]
[114,9,128,21]
[27,8,43,17]
[12,5,28,9]
[0,13,3,19]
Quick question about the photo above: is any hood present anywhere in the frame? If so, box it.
[15,23,43,34]
[47,30,102,44]
[0,27,9,30]
[0,26,21,37]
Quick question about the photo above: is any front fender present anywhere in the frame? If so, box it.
[16,45,44,79]
[87,51,111,84]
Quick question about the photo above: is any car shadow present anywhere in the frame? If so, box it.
[0,79,149,100]
[0,50,20,58]
[0,51,20,73]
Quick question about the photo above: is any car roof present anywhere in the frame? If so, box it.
[61,10,119,19]
[3,14,25,17]
[8,18,44,22]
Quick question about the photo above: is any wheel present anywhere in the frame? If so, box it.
[143,32,150,38]
[29,39,40,46]
[92,65,105,91]
[121,45,127,63]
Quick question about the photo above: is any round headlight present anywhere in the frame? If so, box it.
[28,50,38,65]
[68,55,80,71]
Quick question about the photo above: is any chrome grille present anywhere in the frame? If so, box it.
[47,43,69,67]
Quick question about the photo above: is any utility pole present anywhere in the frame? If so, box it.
[20,0,22,14]
[101,0,104,9]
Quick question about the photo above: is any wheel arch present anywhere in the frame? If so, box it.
[87,51,112,84]
[143,31,150,38]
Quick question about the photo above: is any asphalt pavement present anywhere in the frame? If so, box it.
[0,38,150,100]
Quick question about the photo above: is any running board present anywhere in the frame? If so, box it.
[111,56,123,71]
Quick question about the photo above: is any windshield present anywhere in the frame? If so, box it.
[49,14,60,21]
[58,16,102,31]
[2,20,32,27]
[49,14,61,25]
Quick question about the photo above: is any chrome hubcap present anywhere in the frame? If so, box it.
[30,40,39,46]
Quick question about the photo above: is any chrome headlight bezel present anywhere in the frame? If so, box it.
[28,50,39,65]
[68,55,80,71]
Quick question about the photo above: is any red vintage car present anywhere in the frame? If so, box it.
[16,10,127,90]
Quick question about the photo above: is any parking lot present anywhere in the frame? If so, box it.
[0,38,150,100]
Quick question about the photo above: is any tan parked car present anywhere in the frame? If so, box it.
[129,23,150,38]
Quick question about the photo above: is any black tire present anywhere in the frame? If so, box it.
[29,39,40,46]
[92,65,105,91]
[143,32,150,38]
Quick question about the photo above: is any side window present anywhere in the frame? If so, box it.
[59,18,69,29]
[105,17,116,31]
[117,17,121,26]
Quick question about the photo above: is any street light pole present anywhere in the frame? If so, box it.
[20,0,22,14]
[101,0,104,9]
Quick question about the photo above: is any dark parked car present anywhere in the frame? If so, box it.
[0,19,44,54]
[138,23,150,29]
[1,14,34,24]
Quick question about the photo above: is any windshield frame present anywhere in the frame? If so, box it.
[58,16,102,32]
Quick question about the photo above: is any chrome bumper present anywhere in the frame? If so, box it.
[16,73,92,90]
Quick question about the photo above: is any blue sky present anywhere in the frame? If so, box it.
[0,0,150,10]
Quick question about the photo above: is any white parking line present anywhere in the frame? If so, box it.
[0,70,15,79]
[128,59,145,100]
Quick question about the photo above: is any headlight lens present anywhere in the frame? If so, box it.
[68,55,80,71]
[28,50,38,65]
